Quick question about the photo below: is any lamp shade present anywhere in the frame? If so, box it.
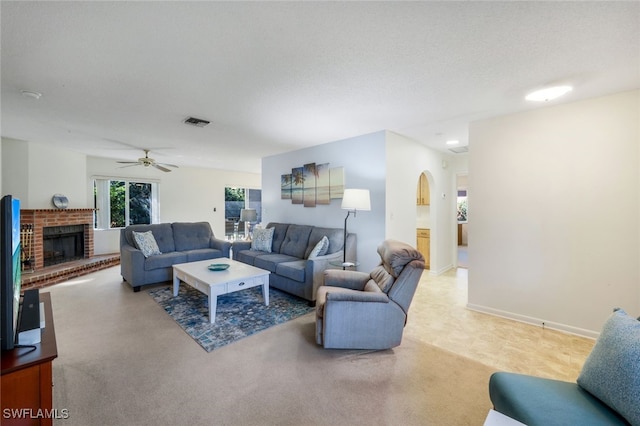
[240,208,257,222]
[341,189,371,211]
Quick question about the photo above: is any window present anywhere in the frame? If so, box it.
[457,190,468,222]
[224,187,262,239]
[93,178,159,229]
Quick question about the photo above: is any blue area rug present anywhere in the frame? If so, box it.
[148,285,314,352]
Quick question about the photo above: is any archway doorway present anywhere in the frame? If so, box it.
[456,174,468,268]
[416,171,432,270]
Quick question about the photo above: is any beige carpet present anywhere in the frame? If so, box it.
[46,267,495,425]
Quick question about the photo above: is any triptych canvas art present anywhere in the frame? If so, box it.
[281,163,344,207]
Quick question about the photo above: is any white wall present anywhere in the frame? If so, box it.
[468,90,640,337]
[2,138,87,208]
[261,130,460,273]
[262,132,387,272]
[385,131,459,273]
[0,140,260,255]
[87,156,260,254]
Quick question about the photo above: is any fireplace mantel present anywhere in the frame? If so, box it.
[20,209,95,271]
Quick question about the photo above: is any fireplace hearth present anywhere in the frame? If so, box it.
[19,208,119,291]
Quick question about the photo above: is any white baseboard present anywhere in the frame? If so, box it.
[431,264,454,276]
[466,303,599,339]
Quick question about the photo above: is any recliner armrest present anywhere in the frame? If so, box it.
[326,289,389,303]
[324,270,370,290]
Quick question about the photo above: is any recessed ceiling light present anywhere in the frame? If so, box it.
[446,140,459,145]
[525,86,573,102]
[20,90,42,100]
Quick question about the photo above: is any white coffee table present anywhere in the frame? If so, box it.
[172,258,270,324]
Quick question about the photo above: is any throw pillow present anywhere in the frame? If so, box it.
[308,236,329,259]
[251,227,274,252]
[133,230,162,258]
[577,308,640,426]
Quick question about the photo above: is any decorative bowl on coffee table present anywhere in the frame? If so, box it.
[208,263,230,271]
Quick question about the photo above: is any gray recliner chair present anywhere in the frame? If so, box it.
[315,239,425,350]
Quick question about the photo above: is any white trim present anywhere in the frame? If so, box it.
[466,303,599,340]
[91,175,160,183]
[431,264,454,276]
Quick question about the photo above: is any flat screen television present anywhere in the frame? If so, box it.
[1,195,21,351]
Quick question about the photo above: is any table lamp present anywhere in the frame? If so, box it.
[341,189,371,266]
[240,208,257,239]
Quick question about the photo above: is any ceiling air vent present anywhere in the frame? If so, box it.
[449,146,469,154]
[183,117,210,127]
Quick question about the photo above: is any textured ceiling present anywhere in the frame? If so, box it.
[2,1,639,173]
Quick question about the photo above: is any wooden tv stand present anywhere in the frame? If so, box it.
[1,292,58,426]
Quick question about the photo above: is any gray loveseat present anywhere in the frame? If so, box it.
[120,222,231,292]
[232,223,356,304]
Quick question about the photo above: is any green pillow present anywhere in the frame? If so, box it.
[577,308,640,425]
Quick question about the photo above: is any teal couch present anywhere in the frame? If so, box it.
[489,308,639,426]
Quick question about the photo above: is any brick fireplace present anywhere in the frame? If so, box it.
[20,209,95,272]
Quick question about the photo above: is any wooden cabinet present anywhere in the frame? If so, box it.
[416,173,430,205]
[416,228,430,269]
[2,293,58,426]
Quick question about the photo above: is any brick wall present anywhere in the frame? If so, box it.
[20,209,95,271]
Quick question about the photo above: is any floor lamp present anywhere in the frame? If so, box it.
[240,208,257,240]
[341,189,371,267]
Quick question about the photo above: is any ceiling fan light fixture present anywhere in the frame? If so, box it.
[525,85,573,102]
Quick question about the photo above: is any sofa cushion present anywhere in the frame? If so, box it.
[254,253,300,273]
[235,249,269,266]
[308,236,329,259]
[306,227,344,256]
[577,308,640,426]
[490,372,629,425]
[276,260,306,282]
[126,223,175,253]
[173,222,214,251]
[280,225,313,259]
[252,227,274,252]
[144,251,187,271]
[133,231,162,257]
[266,223,290,253]
[184,248,223,262]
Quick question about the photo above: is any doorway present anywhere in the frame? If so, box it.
[456,174,468,268]
[416,171,432,270]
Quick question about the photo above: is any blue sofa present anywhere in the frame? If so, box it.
[489,308,639,426]
[232,222,356,304]
[120,222,231,292]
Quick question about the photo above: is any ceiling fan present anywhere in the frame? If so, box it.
[117,149,178,172]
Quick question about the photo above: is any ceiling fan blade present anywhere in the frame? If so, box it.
[157,162,179,168]
[117,161,140,164]
[118,163,141,169]
[153,164,172,172]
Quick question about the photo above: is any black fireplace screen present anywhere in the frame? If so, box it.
[43,225,85,267]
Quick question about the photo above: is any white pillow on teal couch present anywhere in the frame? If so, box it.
[251,227,274,252]
[133,230,162,258]
[577,308,640,426]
